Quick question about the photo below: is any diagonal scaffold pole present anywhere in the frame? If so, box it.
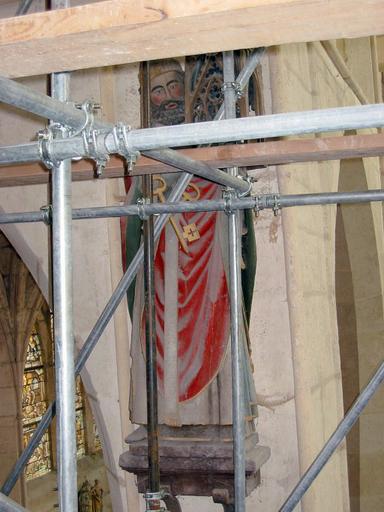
[0,48,263,495]
[279,359,384,512]
[0,491,30,512]
[15,0,34,16]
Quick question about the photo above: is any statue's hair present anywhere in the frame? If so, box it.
[149,58,184,84]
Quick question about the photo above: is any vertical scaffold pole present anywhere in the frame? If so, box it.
[51,71,77,512]
[51,0,77,507]
[141,61,161,508]
[223,50,246,512]
[52,71,77,512]
[143,174,160,494]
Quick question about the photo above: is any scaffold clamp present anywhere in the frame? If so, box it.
[222,80,243,98]
[239,175,253,197]
[223,189,235,215]
[112,122,140,172]
[145,490,167,512]
[272,194,281,216]
[40,205,52,225]
[137,197,149,221]
[76,100,108,177]
[37,125,62,170]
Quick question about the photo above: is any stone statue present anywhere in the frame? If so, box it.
[78,479,92,512]
[123,57,258,426]
[120,54,269,510]
[91,479,103,512]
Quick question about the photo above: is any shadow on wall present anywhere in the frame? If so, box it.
[336,157,384,512]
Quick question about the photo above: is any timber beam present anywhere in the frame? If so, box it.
[0,133,383,187]
[0,0,384,78]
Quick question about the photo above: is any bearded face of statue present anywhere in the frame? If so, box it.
[150,68,185,127]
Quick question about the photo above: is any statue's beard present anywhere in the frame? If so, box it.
[151,99,185,127]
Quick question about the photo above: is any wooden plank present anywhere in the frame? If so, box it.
[1,133,384,187]
[0,0,384,78]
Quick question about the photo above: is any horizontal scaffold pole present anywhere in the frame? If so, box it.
[0,105,383,168]
[0,190,384,225]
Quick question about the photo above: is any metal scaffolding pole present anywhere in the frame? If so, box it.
[15,0,34,15]
[50,51,77,512]
[1,105,384,166]
[141,57,161,504]
[1,189,384,225]
[216,48,265,121]
[223,49,246,512]
[143,175,161,498]
[0,492,30,512]
[142,148,249,194]
[0,75,106,132]
[279,359,384,512]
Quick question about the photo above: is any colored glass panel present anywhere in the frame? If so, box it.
[22,331,51,480]
[75,376,86,457]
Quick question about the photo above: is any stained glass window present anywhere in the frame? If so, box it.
[75,376,86,457]
[22,324,100,480]
[22,331,52,480]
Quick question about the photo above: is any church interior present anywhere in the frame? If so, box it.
[0,1,384,511]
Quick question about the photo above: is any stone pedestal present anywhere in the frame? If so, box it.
[119,425,270,509]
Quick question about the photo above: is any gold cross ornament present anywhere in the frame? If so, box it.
[153,175,201,252]
[183,223,200,242]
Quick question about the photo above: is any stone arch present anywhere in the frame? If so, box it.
[0,230,45,505]
[0,217,50,306]
[336,156,384,511]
